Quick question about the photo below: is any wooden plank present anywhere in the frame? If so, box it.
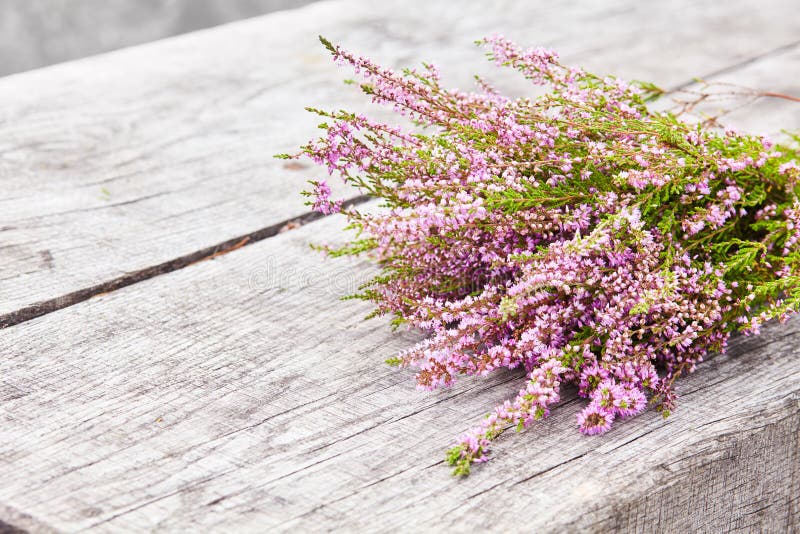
[1,0,800,321]
[0,0,318,76]
[2,1,800,531]
[0,208,798,532]
[700,44,800,138]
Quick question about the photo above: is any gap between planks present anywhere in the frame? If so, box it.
[669,38,800,91]
[2,39,800,331]
[0,194,370,329]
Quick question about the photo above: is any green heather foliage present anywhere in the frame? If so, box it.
[286,36,800,475]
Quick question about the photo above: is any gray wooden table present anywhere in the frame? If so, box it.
[1,1,799,532]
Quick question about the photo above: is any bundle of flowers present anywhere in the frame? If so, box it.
[280,36,800,475]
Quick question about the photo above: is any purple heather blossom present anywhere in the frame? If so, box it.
[294,36,800,475]
[310,180,342,215]
[577,405,615,435]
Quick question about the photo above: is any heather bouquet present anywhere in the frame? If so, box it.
[281,36,800,475]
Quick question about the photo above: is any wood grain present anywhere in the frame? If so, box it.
[1,0,800,319]
[698,43,800,138]
[2,1,800,532]
[0,209,797,532]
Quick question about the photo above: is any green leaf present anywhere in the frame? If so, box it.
[318,35,336,54]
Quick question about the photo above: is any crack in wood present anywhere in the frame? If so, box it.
[84,471,234,530]
[0,194,371,329]
[670,39,800,92]
[512,451,590,486]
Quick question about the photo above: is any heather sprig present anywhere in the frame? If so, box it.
[285,36,800,475]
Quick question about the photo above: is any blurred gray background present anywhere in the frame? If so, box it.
[0,0,315,76]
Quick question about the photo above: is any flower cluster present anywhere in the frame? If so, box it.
[283,36,800,475]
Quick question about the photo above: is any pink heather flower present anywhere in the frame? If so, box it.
[682,216,706,236]
[779,161,799,175]
[613,386,648,418]
[705,204,727,228]
[310,181,343,215]
[591,379,625,409]
[578,363,610,397]
[782,201,800,254]
[298,36,800,474]
[577,405,615,435]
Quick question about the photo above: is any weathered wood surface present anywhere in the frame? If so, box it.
[1,210,798,532]
[1,0,800,532]
[0,0,318,76]
[2,0,800,321]
[704,43,800,137]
